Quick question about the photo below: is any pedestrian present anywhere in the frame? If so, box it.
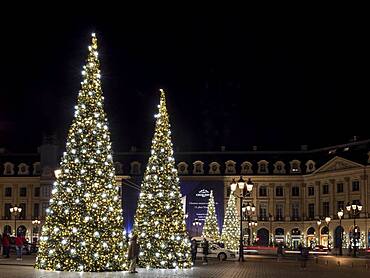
[191,239,197,264]
[277,243,283,261]
[15,234,23,260]
[202,237,209,265]
[127,234,140,274]
[2,233,10,258]
[300,246,309,269]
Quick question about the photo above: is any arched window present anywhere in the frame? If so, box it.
[209,162,220,175]
[275,228,284,235]
[17,163,30,175]
[307,227,315,235]
[114,162,123,174]
[289,160,301,173]
[257,160,269,174]
[3,162,14,175]
[177,162,189,175]
[273,161,286,174]
[130,161,141,175]
[193,161,204,175]
[225,160,236,174]
[305,160,316,173]
[241,161,253,174]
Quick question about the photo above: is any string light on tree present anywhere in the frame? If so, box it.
[221,193,239,250]
[202,190,220,240]
[35,33,126,272]
[133,89,191,269]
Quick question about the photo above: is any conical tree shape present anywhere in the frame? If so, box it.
[35,33,126,272]
[133,89,191,269]
[202,190,220,240]
[221,194,239,250]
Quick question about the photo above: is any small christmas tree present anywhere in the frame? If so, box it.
[35,33,126,272]
[221,194,239,250]
[202,190,220,240]
[133,89,191,269]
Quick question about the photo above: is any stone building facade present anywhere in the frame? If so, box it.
[1,139,369,250]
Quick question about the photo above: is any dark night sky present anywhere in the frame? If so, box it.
[0,11,368,153]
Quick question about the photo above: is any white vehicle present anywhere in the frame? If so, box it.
[191,237,236,261]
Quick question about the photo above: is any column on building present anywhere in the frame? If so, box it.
[285,183,291,221]
[330,179,335,217]
[315,181,320,218]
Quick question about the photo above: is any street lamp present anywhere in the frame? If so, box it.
[337,209,344,256]
[192,218,202,236]
[325,216,331,249]
[242,202,256,246]
[230,176,254,262]
[346,201,362,257]
[32,219,41,243]
[248,220,258,245]
[316,219,322,245]
[10,205,22,236]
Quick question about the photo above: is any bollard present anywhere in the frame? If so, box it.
[315,257,318,264]
[366,264,368,270]
[325,260,328,265]
[351,262,354,268]
[337,261,340,267]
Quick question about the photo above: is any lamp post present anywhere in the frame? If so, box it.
[192,218,202,236]
[242,202,256,246]
[337,209,344,256]
[346,201,363,257]
[10,205,22,236]
[316,219,322,245]
[248,220,258,245]
[325,216,331,249]
[32,219,41,243]
[230,176,254,262]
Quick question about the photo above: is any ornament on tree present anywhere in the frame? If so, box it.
[133,89,191,269]
[35,33,126,272]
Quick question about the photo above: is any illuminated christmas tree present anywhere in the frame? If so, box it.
[202,190,220,240]
[35,33,126,272]
[133,89,191,269]
[221,194,239,250]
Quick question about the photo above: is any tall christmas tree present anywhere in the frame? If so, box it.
[221,194,239,250]
[35,33,126,272]
[202,190,220,240]
[133,89,191,269]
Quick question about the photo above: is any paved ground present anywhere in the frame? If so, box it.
[0,254,370,277]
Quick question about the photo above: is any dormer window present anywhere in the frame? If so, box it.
[305,160,316,173]
[257,160,269,174]
[18,163,30,175]
[130,161,141,175]
[241,161,253,174]
[290,160,301,173]
[114,162,123,174]
[3,162,14,175]
[33,162,41,175]
[193,161,204,175]
[177,162,189,175]
[209,162,220,175]
[225,160,236,174]
[273,161,286,174]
